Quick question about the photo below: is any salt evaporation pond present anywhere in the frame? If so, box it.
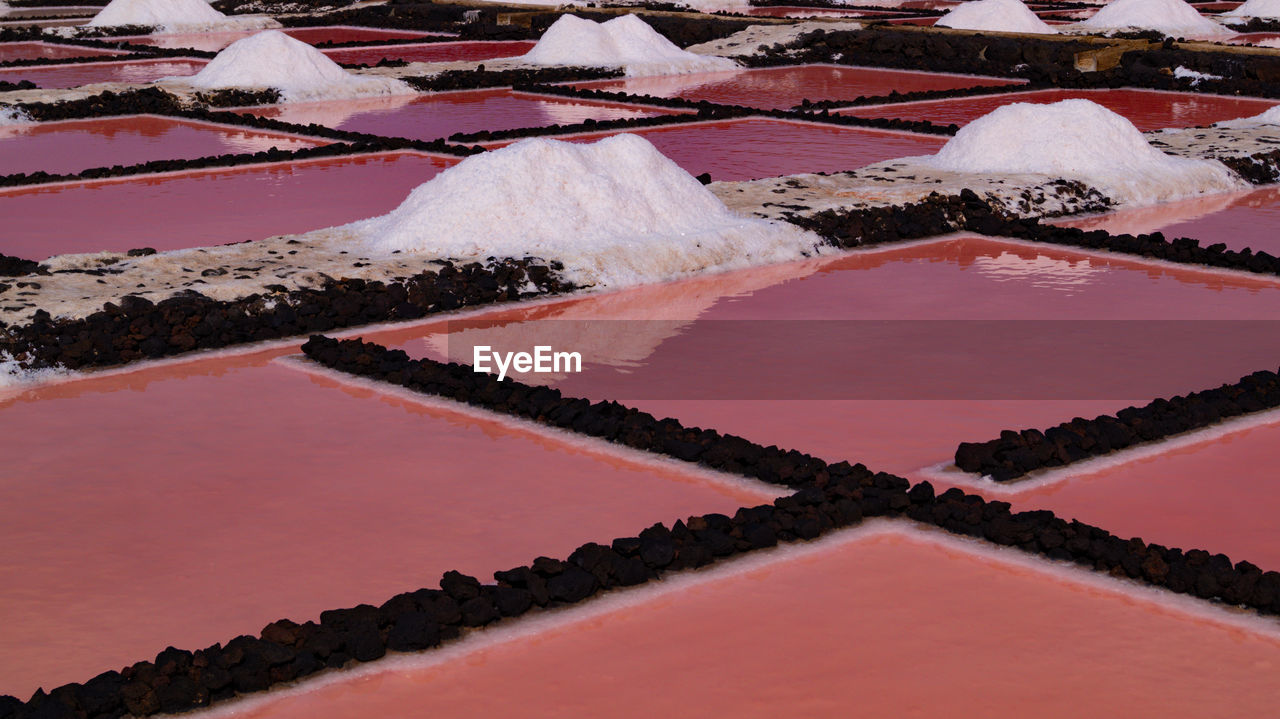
[0,41,124,62]
[0,151,455,258]
[575,64,1022,111]
[0,355,773,698]
[743,6,899,17]
[0,115,326,177]
[0,57,207,89]
[1057,185,1280,254]
[845,88,1278,131]
[224,529,1280,719]
[322,40,536,65]
[485,118,948,180]
[372,235,1280,474]
[250,89,680,140]
[116,26,447,52]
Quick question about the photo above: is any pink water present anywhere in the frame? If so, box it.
[1226,32,1280,45]
[575,65,1020,111]
[1000,420,1280,570]
[0,57,205,89]
[0,151,453,258]
[0,355,771,698]
[232,531,1280,719]
[0,116,326,177]
[251,89,677,141]
[487,118,947,180]
[322,41,535,66]
[0,41,122,62]
[844,88,1277,130]
[116,26,447,52]
[1056,185,1280,255]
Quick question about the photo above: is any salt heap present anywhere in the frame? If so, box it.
[1078,0,1234,37]
[920,99,1243,205]
[89,0,228,29]
[179,31,412,103]
[341,134,826,287]
[521,14,739,77]
[937,0,1059,34]
[1222,0,1280,20]
[1216,105,1280,128]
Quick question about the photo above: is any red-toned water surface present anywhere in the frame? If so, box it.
[1225,32,1280,46]
[321,40,535,65]
[0,115,326,177]
[370,236,1280,474]
[250,89,678,140]
[115,26,449,52]
[231,530,1280,719]
[0,151,453,258]
[0,41,123,62]
[0,57,205,89]
[486,118,947,180]
[574,64,1021,110]
[1056,185,1280,255]
[843,88,1277,130]
[998,419,1280,571]
[0,355,773,698]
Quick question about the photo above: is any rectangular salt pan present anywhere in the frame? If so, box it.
[843,88,1279,132]
[0,41,124,62]
[574,64,1022,111]
[0,358,773,698]
[0,57,206,89]
[0,115,327,178]
[113,26,449,52]
[321,41,536,66]
[0,151,455,258]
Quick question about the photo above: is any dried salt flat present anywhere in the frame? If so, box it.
[683,21,850,58]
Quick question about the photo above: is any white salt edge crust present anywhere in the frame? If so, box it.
[170,30,412,103]
[329,134,828,288]
[0,105,30,124]
[1077,0,1235,37]
[937,0,1059,34]
[521,14,740,77]
[1223,0,1280,19]
[1216,104,1280,128]
[917,99,1245,205]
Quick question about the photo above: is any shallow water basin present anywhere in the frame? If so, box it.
[842,88,1277,130]
[0,40,124,62]
[573,64,1021,111]
[0,115,327,177]
[0,150,453,258]
[115,26,450,52]
[0,57,206,89]
[322,40,535,65]
[249,89,679,141]
[0,355,772,699]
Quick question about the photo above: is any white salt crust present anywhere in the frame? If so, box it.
[521,14,740,77]
[918,99,1245,205]
[337,134,829,289]
[1216,104,1280,128]
[171,30,413,102]
[937,0,1059,34]
[1077,0,1235,37]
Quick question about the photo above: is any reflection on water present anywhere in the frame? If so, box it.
[0,58,207,89]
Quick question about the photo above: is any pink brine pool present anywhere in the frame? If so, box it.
[251,89,680,141]
[575,64,1021,111]
[0,151,454,258]
[0,41,124,62]
[229,529,1280,719]
[0,355,774,699]
[844,88,1278,131]
[486,118,948,181]
[0,115,326,177]
[115,26,450,52]
[0,57,205,89]
[322,41,535,65]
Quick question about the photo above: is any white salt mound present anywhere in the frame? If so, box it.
[1223,0,1280,19]
[89,0,227,28]
[343,134,826,287]
[937,0,1059,34]
[920,99,1243,205]
[179,31,412,103]
[521,14,739,77]
[1216,105,1280,128]
[1078,0,1234,37]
